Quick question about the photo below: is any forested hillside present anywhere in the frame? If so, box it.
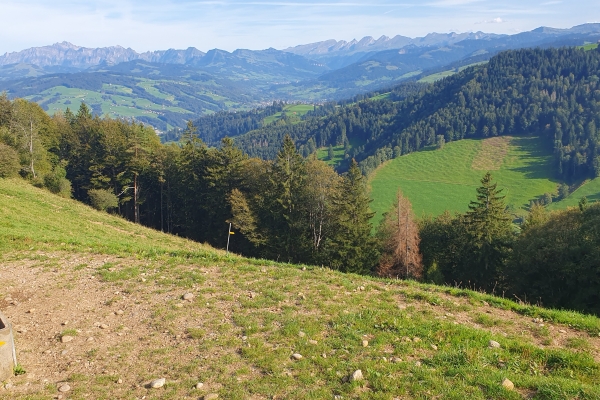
[2,46,600,316]
[234,47,600,183]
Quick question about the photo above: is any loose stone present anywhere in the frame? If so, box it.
[292,353,303,360]
[58,384,71,392]
[61,336,74,343]
[204,394,219,400]
[183,293,194,301]
[502,378,514,390]
[362,340,369,347]
[350,370,363,382]
[488,340,501,348]
[150,378,166,388]
[195,382,204,389]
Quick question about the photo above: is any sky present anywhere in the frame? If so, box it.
[0,0,599,54]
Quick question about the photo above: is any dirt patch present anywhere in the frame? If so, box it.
[471,136,512,171]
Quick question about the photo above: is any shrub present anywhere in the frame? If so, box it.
[88,188,118,212]
[0,143,20,178]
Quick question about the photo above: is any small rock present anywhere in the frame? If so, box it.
[61,321,68,326]
[195,382,204,389]
[482,301,489,306]
[322,353,327,358]
[292,353,303,360]
[115,310,124,315]
[100,324,109,330]
[58,384,71,392]
[489,340,501,348]
[4,383,13,390]
[248,292,256,299]
[430,344,438,351]
[362,340,369,347]
[87,337,94,342]
[301,267,306,271]
[61,350,68,356]
[309,340,318,345]
[182,293,194,301]
[27,309,35,314]
[359,286,365,291]
[350,369,363,382]
[501,378,514,390]
[559,329,567,333]
[61,336,74,343]
[204,394,219,400]
[390,357,402,363]
[117,378,123,384]
[415,361,422,367]
[175,303,184,308]
[150,378,166,388]
[413,337,421,343]
[298,331,306,337]
[241,336,248,341]
[402,336,412,342]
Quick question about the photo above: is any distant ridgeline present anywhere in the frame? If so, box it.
[232,47,600,182]
[162,84,423,148]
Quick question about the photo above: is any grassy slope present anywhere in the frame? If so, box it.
[1,178,600,399]
[369,136,564,223]
[263,104,314,125]
[548,177,600,210]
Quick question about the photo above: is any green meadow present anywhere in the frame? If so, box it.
[263,103,314,125]
[369,136,561,224]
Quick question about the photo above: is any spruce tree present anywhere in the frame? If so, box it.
[327,159,377,274]
[461,172,513,289]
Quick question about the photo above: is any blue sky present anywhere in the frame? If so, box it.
[0,0,598,54]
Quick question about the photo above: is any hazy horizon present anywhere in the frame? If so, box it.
[1,0,599,54]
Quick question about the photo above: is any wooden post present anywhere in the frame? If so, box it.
[226,222,232,255]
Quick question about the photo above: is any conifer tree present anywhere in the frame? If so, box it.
[461,172,513,289]
[327,159,377,274]
[377,189,423,279]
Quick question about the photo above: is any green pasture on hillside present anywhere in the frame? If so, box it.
[263,104,314,125]
[369,136,560,224]
[548,177,600,210]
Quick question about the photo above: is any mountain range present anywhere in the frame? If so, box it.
[1,23,599,131]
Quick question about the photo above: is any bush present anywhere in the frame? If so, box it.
[44,165,72,198]
[0,143,20,178]
[88,188,118,211]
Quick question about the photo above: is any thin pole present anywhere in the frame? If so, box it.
[226,222,232,255]
[405,209,409,279]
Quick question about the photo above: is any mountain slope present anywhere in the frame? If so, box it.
[1,177,600,398]
[232,46,600,188]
